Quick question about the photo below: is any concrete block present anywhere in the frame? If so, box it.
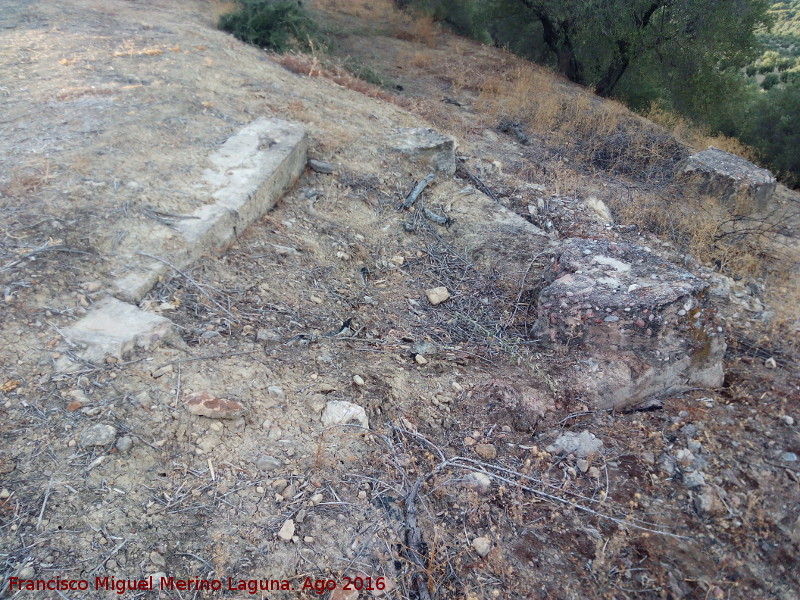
[113,118,307,303]
[61,297,177,364]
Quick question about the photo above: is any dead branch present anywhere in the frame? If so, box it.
[401,173,435,209]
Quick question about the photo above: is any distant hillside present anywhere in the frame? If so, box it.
[770,0,800,39]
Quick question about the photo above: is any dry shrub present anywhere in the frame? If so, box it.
[271,52,404,105]
[408,51,434,69]
[211,0,237,22]
[317,0,400,23]
[394,13,439,47]
[645,103,756,160]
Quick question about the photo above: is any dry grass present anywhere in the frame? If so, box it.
[408,51,434,69]
[271,52,407,107]
[645,103,756,159]
[210,0,237,23]
[394,13,439,47]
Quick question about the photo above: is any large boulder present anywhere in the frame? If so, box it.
[533,238,725,410]
[682,147,776,213]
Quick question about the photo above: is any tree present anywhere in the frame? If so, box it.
[487,0,771,98]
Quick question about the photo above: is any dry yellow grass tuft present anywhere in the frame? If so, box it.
[271,52,406,107]
[645,103,756,159]
[394,13,439,47]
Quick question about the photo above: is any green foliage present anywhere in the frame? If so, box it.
[218,0,317,52]
[402,0,798,186]
[740,81,800,186]
[407,0,492,42]
[762,72,781,87]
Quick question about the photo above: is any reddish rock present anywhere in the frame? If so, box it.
[185,391,247,419]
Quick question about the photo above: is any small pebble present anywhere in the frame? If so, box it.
[471,536,492,558]
[415,354,428,365]
[353,375,365,386]
[115,436,133,453]
[780,415,794,426]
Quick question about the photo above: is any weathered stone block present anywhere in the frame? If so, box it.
[682,147,776,213]
[389,127,455,174]
[114,117,307,303]
[61,297,177,364]
[534,238,725,409]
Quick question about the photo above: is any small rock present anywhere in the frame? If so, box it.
[682,470,706,488]
[271,478,288,492]
[353,375,365,386]
[780,415,794,426]
[282,484,297,500]
[389,255,405,266]
[150,364,173,378]
[694,486,725,516]
[425,286,451,306]
[149,551,166,567]
[79,423,117,447]
[256,455,282,471]
[0,489,10,499]
[764,357,777,369]
[303,536,315,543]
[310,493,324,505]
[277,519,295,541]
[464,472,492,492]
[474,444,497,460]
[268,385,286,400]
[185,391,247,419]
[585,196,613,223]
[471,536,492,558]
[781,452,798,462]
[308,159,335,174]
[588,466,601,479]
[18,566,35,579]
[546,430,603,458]
[115,436,133,453]
[576,458,589,473]
[321,400,369,429]
[415,354,428,365]
[357,490,368,500]
[257,328,281,342]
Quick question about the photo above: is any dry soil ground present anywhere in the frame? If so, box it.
[1,2,799,600]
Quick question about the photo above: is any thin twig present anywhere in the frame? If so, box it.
[36,478,53,531]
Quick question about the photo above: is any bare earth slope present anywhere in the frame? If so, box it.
[1,2,798,600]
